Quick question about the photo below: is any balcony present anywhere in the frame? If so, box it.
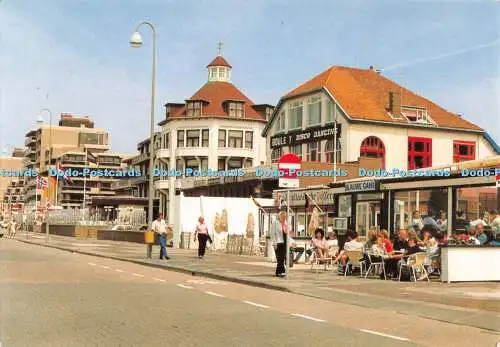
[23,157,34,166]
[156,148,170,160]
[130,153,149,166]
[24,136,36,146]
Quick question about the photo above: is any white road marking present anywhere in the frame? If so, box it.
[100,265,110,269]
[205,291,225,298]
[360,329,411,342]
[133,273,145,278]
[115,269,124,273]
[87,262,96,266]
[153,278,166,282]
[187,279,224,285]
[243,301,269,309]
[177,284,193,289]
[291,313,326,323]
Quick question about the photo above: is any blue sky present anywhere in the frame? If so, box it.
[1,0,499,154]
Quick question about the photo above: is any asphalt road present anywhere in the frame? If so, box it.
[0,240,498,347]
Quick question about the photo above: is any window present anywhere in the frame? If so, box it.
[408,137,432,169]
[307,96,321,126]
[218,158,226,170]
[245,131,253,149]
[453,141,475,163]
[326,100,334,123]
[276,111,286,133]
[210,68,217,79]
[202,129,209,147]
[360,136,385,168]
[163,132,170,149]
[228,158,243,170]
[288,101,303,130]
[176,158,184,171]
[271,147,282,163]
[186,102,201,117]
[290,144,303,160]
[218,130,226,148]
[185,157,199,174]
[177,130,185,147]
[200,158,208,171]
[228,102,244,117]
[228,130,243,148]
[307,141,321,162]
[218,68,225,79]
[78,133,105,146]
[244,159,252,168]
[186,130,200,147]
[325,138,341,163]
[402,107,429,124]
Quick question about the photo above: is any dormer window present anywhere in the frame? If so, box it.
[186,101,202,117]
[210,68,217,79]
[228,102,244,117]
[402,107,430,124]
[218,68,226,79]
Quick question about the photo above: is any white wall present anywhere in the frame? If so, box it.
[172,194,273,248]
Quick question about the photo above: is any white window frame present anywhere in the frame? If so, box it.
[229,102,244,118]
[275,111,286,133]
[307,96,321,126]
[288,101,303,130]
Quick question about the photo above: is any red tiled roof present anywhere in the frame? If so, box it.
[167,82,264,121]
[285,66,482,131]
[207,56,232,68]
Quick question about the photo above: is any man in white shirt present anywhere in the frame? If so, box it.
[152,213,170,260]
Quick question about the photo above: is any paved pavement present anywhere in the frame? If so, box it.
[12,233,500,334]
[2,239,499,347]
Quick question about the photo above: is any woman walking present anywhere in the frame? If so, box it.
[194,216,210,259]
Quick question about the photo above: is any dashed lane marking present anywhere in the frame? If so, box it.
[88,262,96,266]
[291,313,326,323]
[133,273,145,278]
[360,329,411,342]
[243,301,269,309]
[153,278,166,282]
[115,269,124,273]
[177,284,193,289]
[100,265,110,269]
[205,291,225,298]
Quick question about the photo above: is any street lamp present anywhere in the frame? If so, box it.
[38,108,53,242]
[129,21,157,259]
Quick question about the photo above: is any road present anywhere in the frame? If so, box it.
[0,240,498,347]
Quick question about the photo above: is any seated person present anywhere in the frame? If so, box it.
[393,229,409,251]
[370,236,390,258]
[364,230,377,251]
[332,231,364,266]
[379,229,394,253]
[312,228,330,261]
[289,236,305,264]
[420,226,438,248]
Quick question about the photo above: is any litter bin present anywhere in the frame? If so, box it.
[144,231,155,244]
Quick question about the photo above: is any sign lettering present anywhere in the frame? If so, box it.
[270,124,341,148]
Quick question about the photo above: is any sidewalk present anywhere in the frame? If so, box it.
[15,233,500,332]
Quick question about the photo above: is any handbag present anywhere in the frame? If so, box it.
[207,233,213,244]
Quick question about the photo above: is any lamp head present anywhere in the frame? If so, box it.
[129,31,143,48]
[36,114,44,125]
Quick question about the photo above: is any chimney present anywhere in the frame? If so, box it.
[369,65,374,70]
[389,91,401,116]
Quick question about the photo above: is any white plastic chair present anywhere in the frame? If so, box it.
[399,252,429,282]
[343,250,365,277]
[364,252,386,279]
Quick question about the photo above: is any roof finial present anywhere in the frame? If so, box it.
[217,41,224,56]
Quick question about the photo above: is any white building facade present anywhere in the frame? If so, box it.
[263,66,499,171]
[155,55,273,220]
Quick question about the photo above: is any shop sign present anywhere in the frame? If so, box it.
[194,179,207,187]
[357,193,384,201]
[345,180,379,193]
[276,188,336,207]
[270,124,341,148]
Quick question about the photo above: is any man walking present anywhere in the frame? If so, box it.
[152,213,170,260]
[270,211,288,277]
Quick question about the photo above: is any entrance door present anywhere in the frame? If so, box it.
[356,201,381,237]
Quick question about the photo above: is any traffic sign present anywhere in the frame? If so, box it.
[278,153,301,188]
[496,172,500,188]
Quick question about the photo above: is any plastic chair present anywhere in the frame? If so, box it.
[364,252,386,279]
[343,250,365,277]
[399,252,429,282]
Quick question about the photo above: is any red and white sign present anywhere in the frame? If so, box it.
[278,154,301,188]
[496,171,500,188]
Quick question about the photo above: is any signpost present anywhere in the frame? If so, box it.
[278,154,301,278]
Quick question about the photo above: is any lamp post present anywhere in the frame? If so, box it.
[129,21,156,259]
[39,108,52,242]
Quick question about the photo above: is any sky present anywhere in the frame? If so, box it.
[1,0,499,155]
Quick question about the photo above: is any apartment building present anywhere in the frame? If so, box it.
[23,114,110,208]
[0,147,25,219]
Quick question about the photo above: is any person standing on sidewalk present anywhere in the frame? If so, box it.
[194,216,211,259]
[270,211,288,277]
[152,213,170,260]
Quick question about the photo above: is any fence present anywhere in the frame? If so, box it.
[178,232,261,256]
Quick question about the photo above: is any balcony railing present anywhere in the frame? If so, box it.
[24,137,36,146]
[130,153,149,166]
